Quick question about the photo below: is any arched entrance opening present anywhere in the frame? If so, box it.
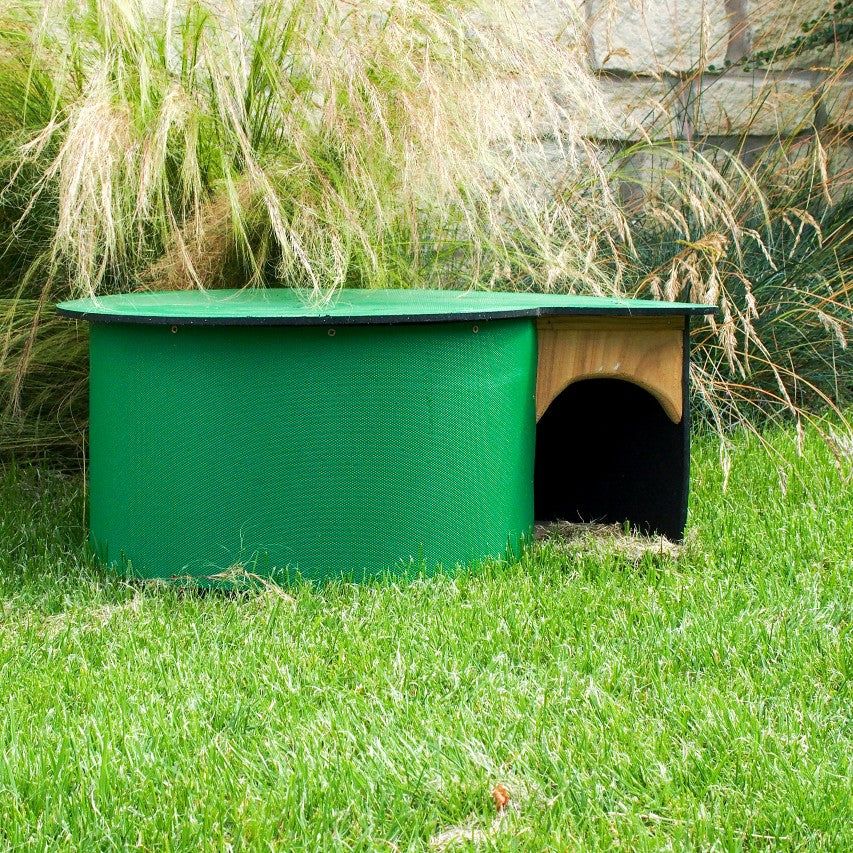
[534,378,688,541]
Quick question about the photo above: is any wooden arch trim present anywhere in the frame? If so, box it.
[535,316,685,423]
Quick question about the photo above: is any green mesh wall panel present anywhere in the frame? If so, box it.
[88,319,537,584]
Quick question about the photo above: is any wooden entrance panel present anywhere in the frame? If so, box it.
[533,315,690,540]
[535,316,685,424]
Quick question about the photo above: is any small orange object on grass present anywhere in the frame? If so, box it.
[491,784,510,812]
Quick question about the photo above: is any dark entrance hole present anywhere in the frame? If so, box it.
[534,378,687,541]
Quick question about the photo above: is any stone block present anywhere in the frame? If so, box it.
[528,136,620,190]
[820,78,853,129]
[827,141,853,194]
[580,77,684,139]
[745,0,851,69]
[695,74,816,135]
[525,0,588,40]
[587,0,730,73]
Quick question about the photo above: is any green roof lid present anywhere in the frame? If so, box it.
[57,288,715,326]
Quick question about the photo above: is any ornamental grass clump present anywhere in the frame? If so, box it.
[534,0,852,477]
[0,0,621,455]
[605,133,852,478]
[4,0,610,298]
[0,0,850,474]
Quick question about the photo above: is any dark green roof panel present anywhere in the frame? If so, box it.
[57,288,714,326]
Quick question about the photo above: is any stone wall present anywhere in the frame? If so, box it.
[534,0,851,173]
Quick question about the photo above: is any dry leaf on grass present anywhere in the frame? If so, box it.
[491,784,510,812]
[430,783,516,849]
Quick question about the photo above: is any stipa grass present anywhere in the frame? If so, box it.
[0,0,616,459]
[2,0,608,299]
[0,0,851,470]
[557,3,853,473]
[0,419,850,849]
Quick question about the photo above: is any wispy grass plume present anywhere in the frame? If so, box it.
[8,0,609,299]
[0,0,617,455]
[0,0,850,471]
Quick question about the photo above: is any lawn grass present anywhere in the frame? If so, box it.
[0,422,851,850]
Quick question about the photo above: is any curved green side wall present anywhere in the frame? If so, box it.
[88,319,537,584]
